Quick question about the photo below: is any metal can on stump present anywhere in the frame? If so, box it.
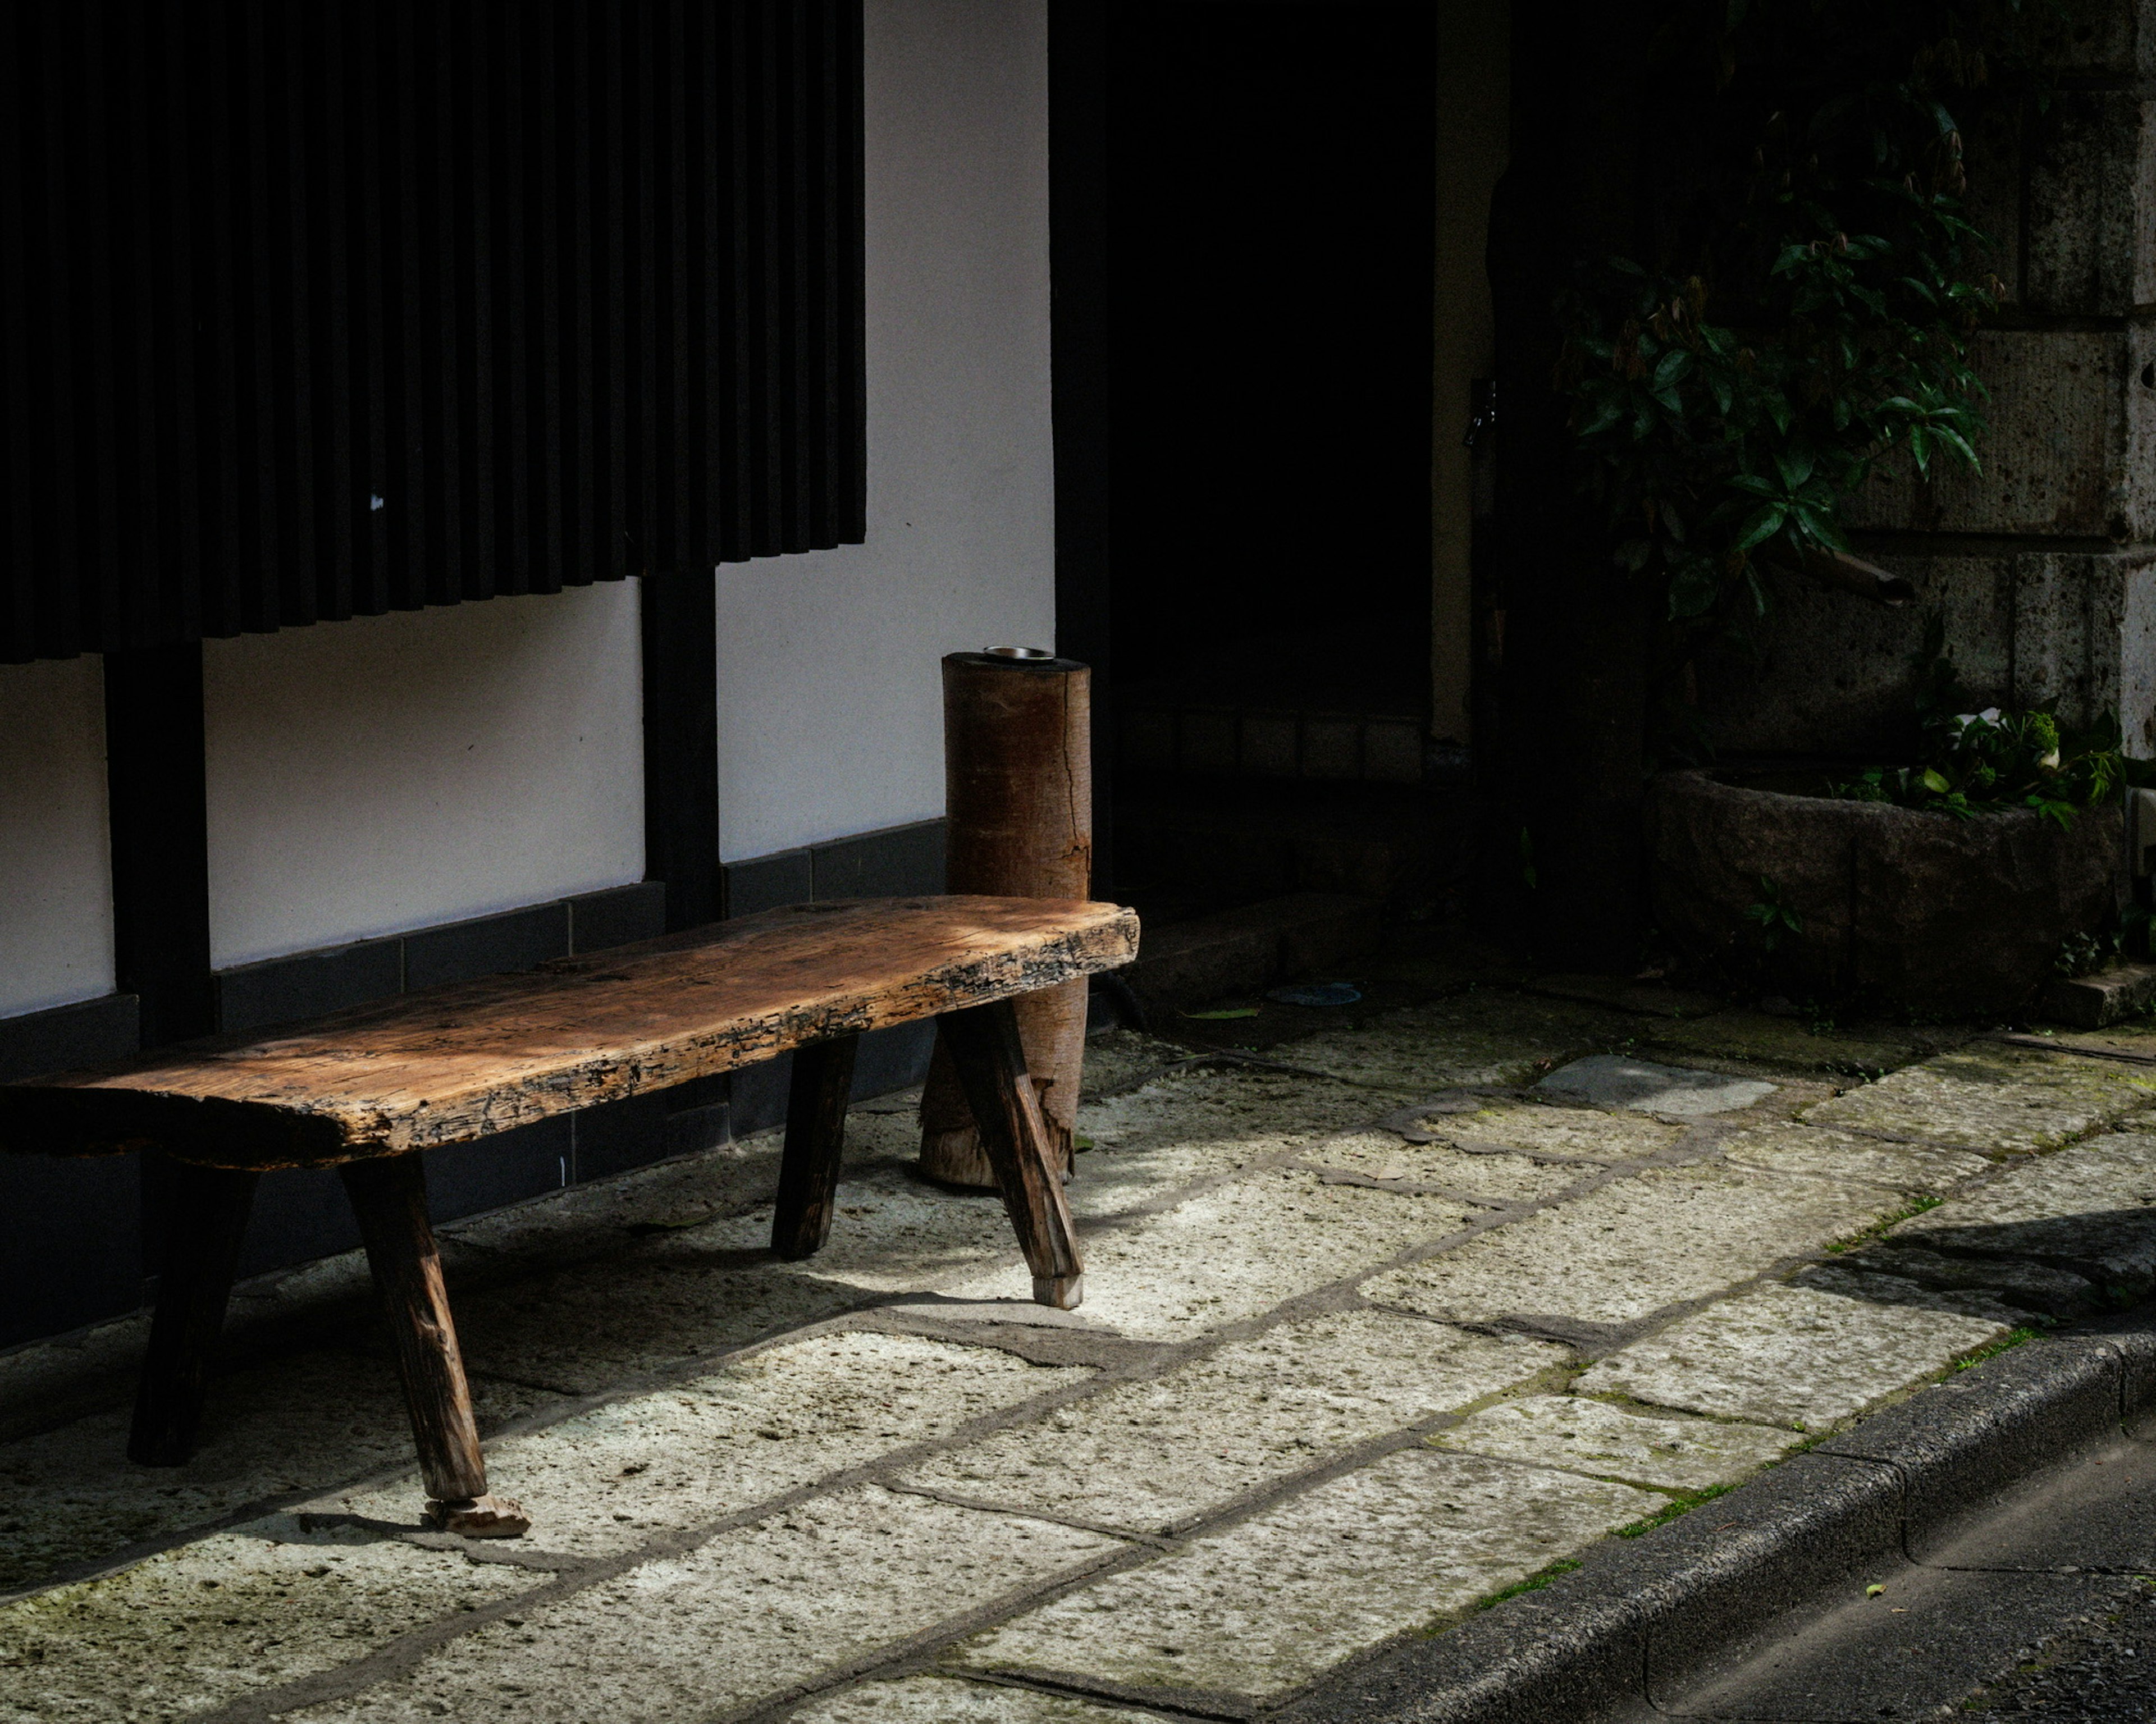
[918,648,1093,1187]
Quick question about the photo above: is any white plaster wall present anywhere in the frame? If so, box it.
[203,583,645,968]
[714,0,1055,861]
[0,657,116,1017]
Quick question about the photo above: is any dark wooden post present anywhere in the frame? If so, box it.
[340,1154,529,1538]
[770,1034,861,1259]
[128,1160,258,1466]
[919,650,1094,1188]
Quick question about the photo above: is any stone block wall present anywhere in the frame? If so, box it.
[1701,3,2156,759]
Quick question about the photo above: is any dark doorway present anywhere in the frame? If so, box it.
[1104,3,1441,916]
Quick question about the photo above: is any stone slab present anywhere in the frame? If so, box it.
[1362,1164,1901,1328]
[1431,1393,1801,1493]
[1791,1261,2067,1328]
[952,1448,1660,1701]
[1525,976,1725,1019]
[1305,1131,1586,1205]
[1399,1097,1686,1164]
[0,1516,540,1721]
[438,1136,787,1264]
[1271,994,1638,1092]
[1889,1131,2156,1296]
[319,1333,1088,1557]
[947,1170,1478,1342]
[1803,1045,2156,1154]
[1069,1066,1401,1216]
[0,1352,552,1595]
[793,1676,1155,1722]
[899,1311,1564,1534]
[1844,1243,2102,1320]
[446,1249,873,1396]
[293,1489,1122,1724]
[1639,1010,1939,1080]
[1719,1122,1992,1194]
[2025,88,2156,316]
[1534,1055,1776,1117]
[1925,329,2156,540]
[1075,1031,1194,1100]
[2046,963,2156,1030]
[1575,1284,2008,1430]
[2047,1025,2156,1063]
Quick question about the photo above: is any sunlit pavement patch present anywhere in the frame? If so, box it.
[3,995,2129,1724]
[899,1311,1563,1533]
[1432,1392,1802,1492]
[1805,1044,2156,1153]
[1574,1283,2008,1429]
[949,1448,1659,1700]
[1361,1161,1902,1327]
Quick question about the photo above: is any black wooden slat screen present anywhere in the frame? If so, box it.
[0,1,865,665]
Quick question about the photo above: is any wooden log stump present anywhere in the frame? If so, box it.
[920,649,1093,1188]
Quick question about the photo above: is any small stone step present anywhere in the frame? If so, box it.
[2044,962,2156,1028]
[1125,893,1382,1005]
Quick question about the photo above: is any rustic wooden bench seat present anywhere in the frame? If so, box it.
[0,895,1139,1538]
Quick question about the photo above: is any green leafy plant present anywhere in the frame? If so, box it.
[1830,617,2122,822]
[1743,876,1805,951]
[1558,1,2057,733]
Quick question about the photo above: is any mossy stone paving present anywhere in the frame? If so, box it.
[0,1009,2137,1722]
[1805,1042,2156,1152]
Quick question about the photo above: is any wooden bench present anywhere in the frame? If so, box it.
[0,895,1139,1538]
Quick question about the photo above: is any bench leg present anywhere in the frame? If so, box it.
[129,1161,260,1466]
[771,1034,860,1260]
[340,1155,529,1539]
[937,1000,1085,1310]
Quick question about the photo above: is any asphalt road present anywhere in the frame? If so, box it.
[1637,1426,2156,1723]
[1966,1581,2156,1720]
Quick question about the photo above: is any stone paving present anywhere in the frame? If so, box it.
[6,971,2156,1722]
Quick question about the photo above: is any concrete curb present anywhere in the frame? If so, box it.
[1277,1311,2156,1723]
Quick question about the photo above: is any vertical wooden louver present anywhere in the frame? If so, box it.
[0,1,866,665]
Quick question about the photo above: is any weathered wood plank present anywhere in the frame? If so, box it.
[0,897,1138,1170]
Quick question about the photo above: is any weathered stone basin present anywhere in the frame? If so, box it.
[1650,769,2125,1015]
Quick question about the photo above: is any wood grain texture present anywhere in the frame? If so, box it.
[921,652,1095,1188]
[0,897,1139,1170]
[938,999,1085,1310]
[339,1156,506,1523]
[770,1034,860,1261]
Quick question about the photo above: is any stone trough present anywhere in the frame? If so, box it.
[1650,767,2125,1016]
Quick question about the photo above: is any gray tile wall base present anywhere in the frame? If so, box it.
[1275,1311,2156,1724]
[0,996,148,1348]
[423,1118,575,1228]
[0,1155,142,1350]
[403,900,571,992]
[0,993,140,1082]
